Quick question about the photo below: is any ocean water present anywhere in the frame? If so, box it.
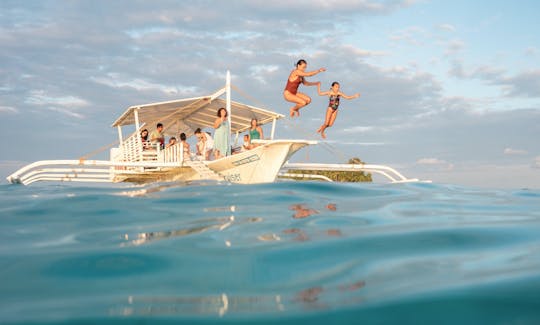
[1,181,540,324]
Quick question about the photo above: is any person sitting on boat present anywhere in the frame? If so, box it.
[140,128,152,150]
[165,137,177,149]
[150,123,165,149]
[213,107,230,159]
[194,128,214,160]
[249,118,263,148]
[284,59,326,117]
[179,133,190,160]
[241,134,252,151]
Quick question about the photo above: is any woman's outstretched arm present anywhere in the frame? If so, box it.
[317,82,330,96]
[296,67,326,77]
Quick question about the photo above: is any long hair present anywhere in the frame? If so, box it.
[217,107,228,117]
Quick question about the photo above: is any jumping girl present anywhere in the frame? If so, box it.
[283,59,326,117]
[316,82,360,139]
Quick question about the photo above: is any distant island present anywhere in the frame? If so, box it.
[284,157,372,182]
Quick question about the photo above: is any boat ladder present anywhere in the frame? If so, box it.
[185,155,224,181]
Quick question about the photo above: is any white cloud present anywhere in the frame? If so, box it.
[337,44,387,57]
[504,148,528,155]
[448,61,540,98]
[499,69,540,98]
[23,90,88,118]
[46,107,85,119]
[90,74,199,96]
[417,157,446,165]
[389,26,427,46]
[438,24,456,32]
[445,39,465,56]
[25,90,88,107]
[525,47,538,56]
[342,126,376,133]
[249,65,279,84]
[247,0,415,13]
[330,141,386,146]
[0,106,18,113]
[533,156,540,169]
[416,158,454,170]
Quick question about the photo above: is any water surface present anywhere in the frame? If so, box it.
[1,181,539,324]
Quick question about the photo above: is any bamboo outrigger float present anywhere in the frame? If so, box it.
[7,71,425,186]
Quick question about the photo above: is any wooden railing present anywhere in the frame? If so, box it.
[120,132,144,162]
[159,143,187,163]
[112,131,192,168]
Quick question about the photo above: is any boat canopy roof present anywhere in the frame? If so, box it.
[111,88,284,136]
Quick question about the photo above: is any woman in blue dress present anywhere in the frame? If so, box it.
[249,118,264,147]
[213,107,230,159]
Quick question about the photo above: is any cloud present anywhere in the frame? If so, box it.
[244,0,415,14]
[90,74,198,96]
[498,70,540,98]
[333,44,387,58]
[533,156,540,169]
[342,126,376,133]
[449,60,505,80]
[249,65,280,84]
[449,60,540,98]
[504,148,528,155]
[0,106,18,113]
[24,90,89,118]
[416,158,454,170]
[438,24,456,32]
[417,157,447,165]
[389,26,427,46]
[1,1,539,190]
[525,47,538,56]
[444,39,465,56]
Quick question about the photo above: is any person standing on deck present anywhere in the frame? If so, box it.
[249,118,263,148]
[213,107,230,159]
[283,59,326,117]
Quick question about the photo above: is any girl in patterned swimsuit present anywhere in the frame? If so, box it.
[283,59,326,117]
[316,82,360,139]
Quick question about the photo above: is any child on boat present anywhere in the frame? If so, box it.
[316,82,360,139]
[179,133,190,160]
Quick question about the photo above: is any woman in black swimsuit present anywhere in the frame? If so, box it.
[316,82,360,139]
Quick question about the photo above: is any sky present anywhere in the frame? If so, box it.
[1,0,539,188]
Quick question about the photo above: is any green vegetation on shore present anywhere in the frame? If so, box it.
[284,157,372,182]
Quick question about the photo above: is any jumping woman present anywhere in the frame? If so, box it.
[284,59,326,117]
[316,82,360,139]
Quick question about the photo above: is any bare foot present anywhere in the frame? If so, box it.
[320,131,326,139]
[289,108,300,117]
[290,108,296,117]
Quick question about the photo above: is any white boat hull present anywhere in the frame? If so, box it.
[203,140,314,184]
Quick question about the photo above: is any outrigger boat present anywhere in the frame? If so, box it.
[7,71,422,185]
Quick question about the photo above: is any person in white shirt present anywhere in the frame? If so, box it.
[194,128,214,160]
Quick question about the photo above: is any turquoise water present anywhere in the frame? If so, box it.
[1,181,540,324]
